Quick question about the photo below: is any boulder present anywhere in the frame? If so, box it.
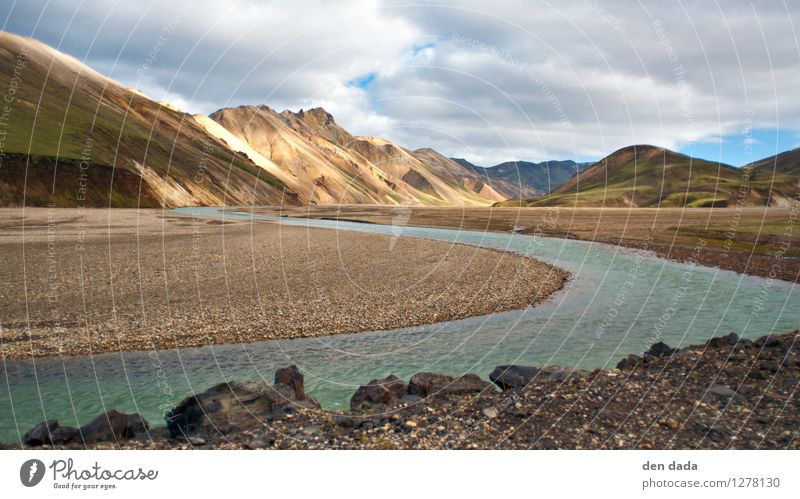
[23,420,80,447]
[644,341,675,358]
[80,410,149,443]
[706,333,740,348]
[167,367,319,438]
[754,334,785,350]
[275,365,306,400]
[350,375,408,411]
[616,354,643,370]
[408,372,493,397]
[489,365,541,390]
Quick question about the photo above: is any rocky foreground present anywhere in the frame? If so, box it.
[12,331,799,450]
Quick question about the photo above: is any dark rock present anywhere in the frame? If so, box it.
[408,372,493,397]
[616,354,643,370]
[80,410,149,443]
[644,341,675,358]
[167,375,319,438]
[333,414,364,428]
[24,420,58,446]
[350,375,408,411]
[23,420,79,447]
[754,334,785,349]
[706,333,740,348]
[489,365,541,390]
[275,365,306,400]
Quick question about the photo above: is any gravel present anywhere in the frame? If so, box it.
[0,208,566,358]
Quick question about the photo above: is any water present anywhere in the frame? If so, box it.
[1,207,797,443]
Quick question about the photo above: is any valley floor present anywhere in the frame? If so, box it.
[0,208,565,358]
[254,206,800,283]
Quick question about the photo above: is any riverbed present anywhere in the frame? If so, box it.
[0,207,796,443]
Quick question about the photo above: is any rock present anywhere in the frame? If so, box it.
[644,341,675,358]
[616,354,643,370]
[80,410,149,443]
[167,374,319,438]
[350,375,408,411]
[706,332,740,348]
[24,420,58,447]
[24,420,81,447]
[482,407,498,419]
[660,417,680,430]
[275,365,306,400]
[408,372,493,397]
[404,421,417,428]
[704,384,745,405]
[754,334,785,350]
[489,365,541,390]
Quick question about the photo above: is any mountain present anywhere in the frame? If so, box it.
[0,31,502,208]
[0,32,299,207]
[501,145,800,208]
[206,105,504,206]
[452,158,593,199]
[747,147,800,176]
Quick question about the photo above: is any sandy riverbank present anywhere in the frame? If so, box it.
[0,208,566,358]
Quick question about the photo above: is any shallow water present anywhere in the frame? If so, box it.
[1,207,797,443]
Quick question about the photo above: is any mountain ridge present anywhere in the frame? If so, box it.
[452,158,594,199]
[501,144,800,208]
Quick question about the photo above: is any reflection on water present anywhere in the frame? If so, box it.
[1,207,796,443]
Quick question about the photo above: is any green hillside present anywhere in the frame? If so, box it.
[500,145,799,208]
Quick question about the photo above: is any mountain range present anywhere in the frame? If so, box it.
[499,145,800,208]
[1,31,798,209]
[452,158,593,199]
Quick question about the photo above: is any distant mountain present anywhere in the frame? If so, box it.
[0,31,298,207]
[500,145,800,208]
[453,158,593,199]
[747,147,800,176]
[206,105,504,206]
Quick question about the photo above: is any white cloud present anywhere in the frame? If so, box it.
[3,0,799,164]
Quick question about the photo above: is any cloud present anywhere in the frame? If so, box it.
[2,0,798,164]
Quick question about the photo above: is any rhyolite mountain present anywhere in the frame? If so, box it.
[452,158,593,199]
[500,145,800,208]
[202,105,505,206]
[0,31,508,208]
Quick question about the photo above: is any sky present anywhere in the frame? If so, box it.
[2,0,799,166]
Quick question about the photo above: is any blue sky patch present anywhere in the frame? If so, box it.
[680,128,799,167]
[347,72,377,89]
